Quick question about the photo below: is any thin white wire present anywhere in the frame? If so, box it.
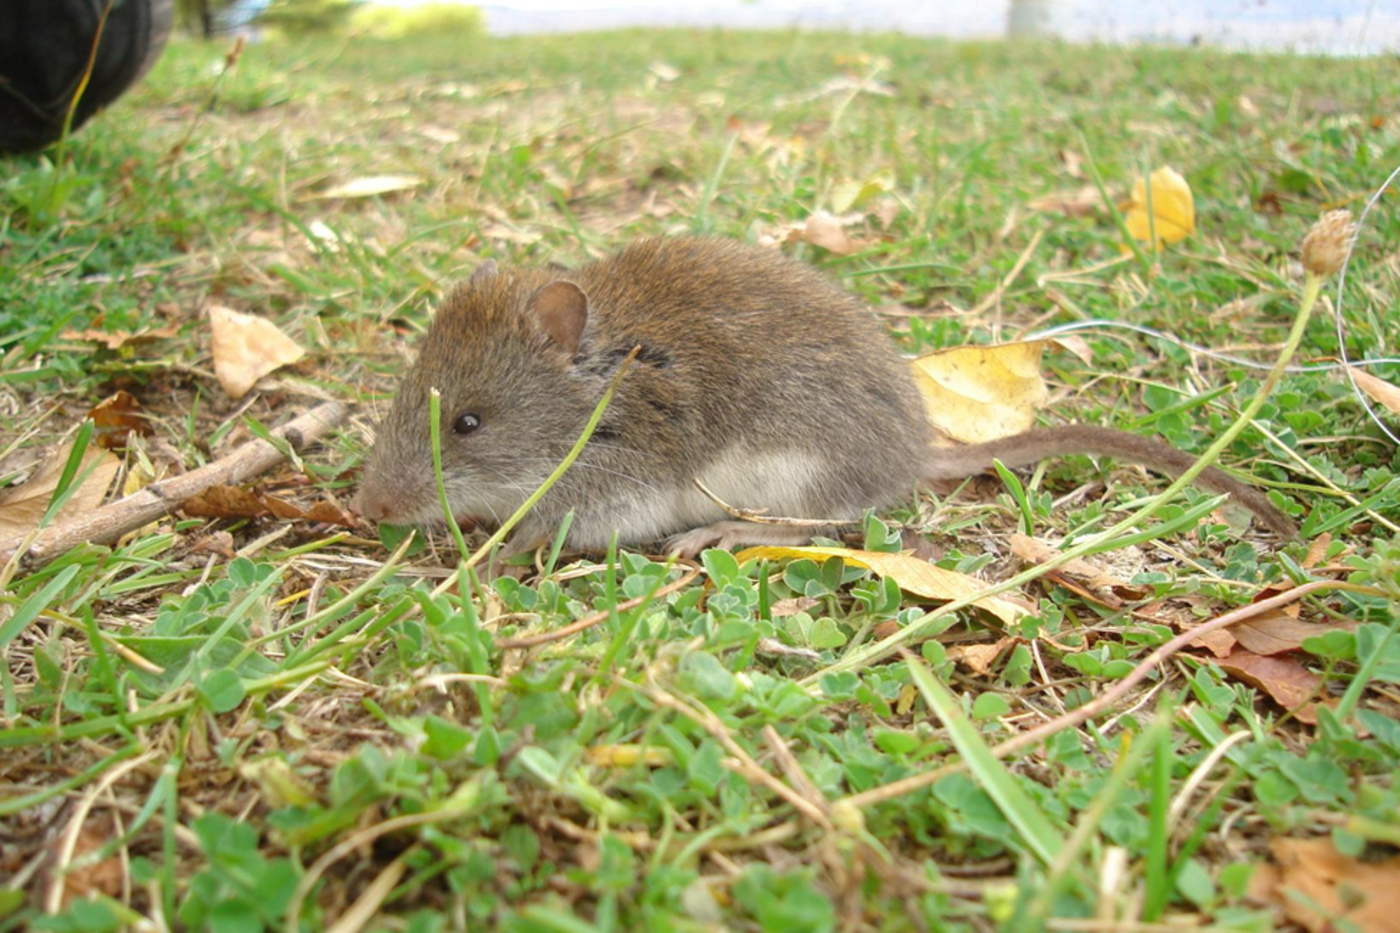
[1334,162,1400,445]
[1025,168,1400,446]
[1028,318,1400,374]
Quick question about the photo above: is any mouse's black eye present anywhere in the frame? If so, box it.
[452,412,482,435]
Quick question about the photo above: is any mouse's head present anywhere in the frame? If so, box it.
[355,261,599,529]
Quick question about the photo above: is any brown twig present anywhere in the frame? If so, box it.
[1,401,349,568]
[617,677,833,828]
[841,578,1373,811]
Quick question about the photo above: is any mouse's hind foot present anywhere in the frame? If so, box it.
[666,520,830,558]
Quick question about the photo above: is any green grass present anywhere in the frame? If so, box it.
[3,26,1400,933]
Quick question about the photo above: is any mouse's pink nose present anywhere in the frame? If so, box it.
[353,486,397,524]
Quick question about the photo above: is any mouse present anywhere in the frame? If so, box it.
[354,237,1296,558]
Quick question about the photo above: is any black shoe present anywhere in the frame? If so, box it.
[0,0,173,153]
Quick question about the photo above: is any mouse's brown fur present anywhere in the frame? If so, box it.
[356,237,1296,555]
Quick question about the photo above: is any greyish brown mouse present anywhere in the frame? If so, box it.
[355,237,1296,557]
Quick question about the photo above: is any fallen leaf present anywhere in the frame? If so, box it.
[1009,534,1147,604]
[873,198,901,229]
[1253,837,1400,933]
[1123,166,1195,247]
[815,74,894,98]
[769,596,820,618]
[190,530,237,559]
[756,637,822,661]
[51,815,124,905]
[789,209,871,255]
[947,637,1013,675]
[831,171,894,214]
[305,219,355,253]
[182,484,269,520]
[87,390,152,448]
[585,744,673,767]
[312,174,424,199]
[0,441,121,544]
[1213,650,1322,723]
[1058,148,1086,178]
[1047,333,1094,366]
[418,125,461,144]
[1029,185,1102,217]
[207,304,306,399]
[1302,533,1332,569]
[648,61,679,82]
[911,341,1049,444]
[735,545,1029,627]
[1350,367,1400,415]
[1230,610,1356,656]
[480,222,543,246]
[1187,625,1237,658]
[262,495,304,520]
[62,323,179,351]
[303,500,357,526]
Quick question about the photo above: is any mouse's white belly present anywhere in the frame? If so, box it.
[566,446,836,549]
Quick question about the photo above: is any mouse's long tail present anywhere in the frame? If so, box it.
[923,425,1297,537]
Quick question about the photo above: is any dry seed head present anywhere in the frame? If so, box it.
[1300,209,1358,278]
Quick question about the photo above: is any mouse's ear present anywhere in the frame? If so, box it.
[471,260,497,285]
[527,281,588,356]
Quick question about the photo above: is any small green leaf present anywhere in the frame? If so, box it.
[423,715,474,759]
[873,730,922,756]
[378,523,425,556]
[197,669,246,714]
[971,692,1010,721]
[679,652,738,700]
[809,617,847,649]
[1174,857,1215,909]
[701,548,740,587]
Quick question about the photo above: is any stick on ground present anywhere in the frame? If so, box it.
[1,400,349,568]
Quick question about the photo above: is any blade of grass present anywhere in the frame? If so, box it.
[903,650,1063,866]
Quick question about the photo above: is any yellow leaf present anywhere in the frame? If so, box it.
[734,545,1029,627]
[208,304,306,400]
[831,170,894,214]
[910,341,1049,444]
[584,744,674,768]
[1123,166,1195,247]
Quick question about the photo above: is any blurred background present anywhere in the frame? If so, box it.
[187,0,1397,55]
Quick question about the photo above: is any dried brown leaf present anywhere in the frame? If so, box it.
[1350,367,1400,415]
[88,390,152,448]
[1213,650,1322,723]
[1254,837,1400,933]
[62,323,179,351]
[1230,610,1355,656]
[182,484,269,520]
[799,210,864,255]
[947,637,1013,675]
[0,442,121,544]
[769,596,820,618]
[303,500,357,526]
[207,304,306,400]
[1009,534,1147,604]
[1029,185,1102,217]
